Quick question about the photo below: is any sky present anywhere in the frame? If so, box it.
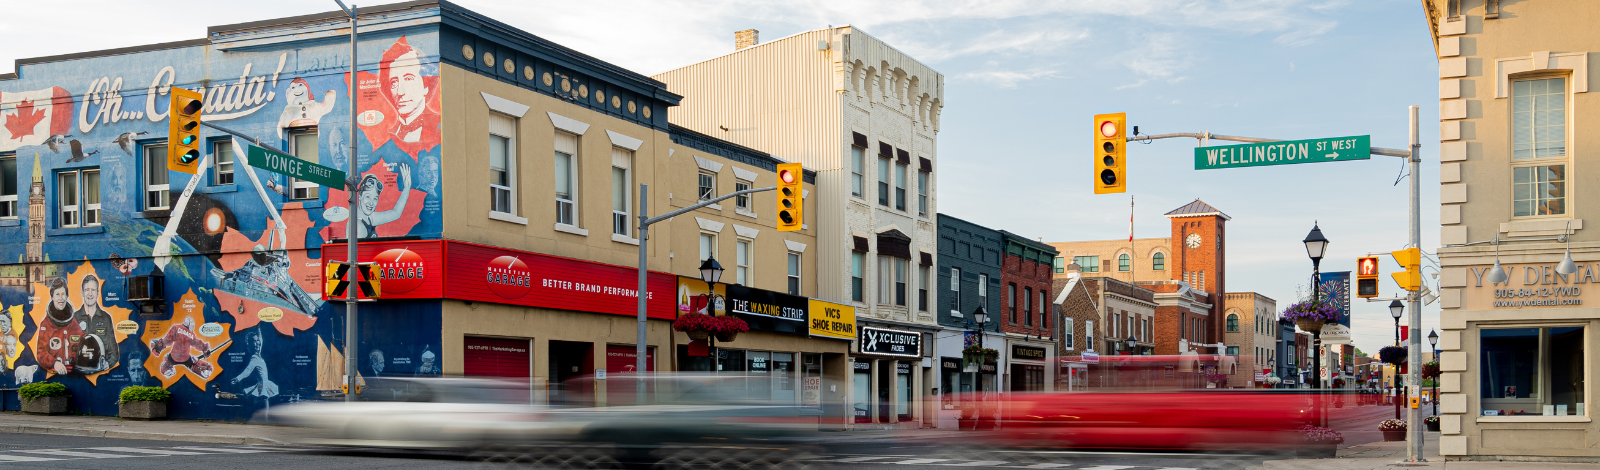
[0,0,1443,358]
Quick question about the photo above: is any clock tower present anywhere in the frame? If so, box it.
[1165,200,1230,348]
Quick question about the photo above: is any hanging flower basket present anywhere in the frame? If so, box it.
[674,313,718,341]
[1379,346,1408,366]
[1281,300,1340,334]
[713,315,749,342]
[1421,361,1440,380]
[961,345,999,364]
[1205,373,1230,387]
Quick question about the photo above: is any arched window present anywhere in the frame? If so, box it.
[1117,254,1131,271]
[1152,252,1165,270]
[1226,313,1240,332]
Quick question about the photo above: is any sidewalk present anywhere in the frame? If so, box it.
[1263,432,1597,469]
[0,412,288,445]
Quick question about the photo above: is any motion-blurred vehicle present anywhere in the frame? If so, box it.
[265,377,561,450]
[989,390,1320,452]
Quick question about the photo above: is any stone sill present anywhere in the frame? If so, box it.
[1476,415,1590,423]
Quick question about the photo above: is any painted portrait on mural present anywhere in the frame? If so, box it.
[0,306,21,374]
[415,345,438,376]
[141,290,232,390]
[72,274,119,374]
[377,37,440,155]
[27,262,132,384]
[323,169,411,239]
[230,328,278,399]
[276,78,338,135]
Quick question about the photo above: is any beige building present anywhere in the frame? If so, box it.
[1426,0,1599,461]
[1049,238,1173,284]
[1080,275,1159,355]
[1222,292,1278,388]
[656,28,945,427]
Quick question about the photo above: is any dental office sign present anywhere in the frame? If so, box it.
[1464,262,1600,309]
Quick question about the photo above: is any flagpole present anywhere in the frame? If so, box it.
[1129,195,1135,285]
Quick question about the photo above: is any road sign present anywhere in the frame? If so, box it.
[1194,135,1370,170]
[247,144,347,188]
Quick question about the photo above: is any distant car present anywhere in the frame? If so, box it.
[265,377,568,450]
[989,390,1319,452]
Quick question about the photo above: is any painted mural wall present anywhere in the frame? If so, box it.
[0,26,445,420]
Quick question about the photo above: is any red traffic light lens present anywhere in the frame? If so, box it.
[1100,120,1119,138]
[780,170,796,184]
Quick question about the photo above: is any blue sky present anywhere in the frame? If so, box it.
[2,0,1441,357]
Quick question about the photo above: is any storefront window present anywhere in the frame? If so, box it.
[853,362,871,422]
[1481,326,1585,416]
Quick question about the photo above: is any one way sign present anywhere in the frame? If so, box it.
[325,261,382,300]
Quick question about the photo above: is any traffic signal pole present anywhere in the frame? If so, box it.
[1126,106,1425,461]
[334,0,361,403]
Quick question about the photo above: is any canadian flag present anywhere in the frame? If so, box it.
[0,87,74,152]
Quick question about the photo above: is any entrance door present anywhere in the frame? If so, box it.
[853,362,870,423]
[548,341,593,406]
[604,345,654,406]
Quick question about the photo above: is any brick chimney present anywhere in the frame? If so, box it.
[735,29,759,50]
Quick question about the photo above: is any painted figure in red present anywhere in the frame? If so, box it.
[35,278,84,376]
[149,317,214,379]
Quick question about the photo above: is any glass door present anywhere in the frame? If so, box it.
[772,352,795,404]
[853,362,871,423]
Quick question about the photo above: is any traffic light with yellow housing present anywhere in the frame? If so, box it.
[776,163,803,232]
[1094,113,1126,194]
[167,87,204,174]
[1391,248,1421,292]
[1356,256,1380,298]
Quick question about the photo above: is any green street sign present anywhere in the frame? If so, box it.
[246,145,346,188]
[1194,135,1371,170]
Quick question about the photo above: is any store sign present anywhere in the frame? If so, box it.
[807,299,857,340]
[322,240,446,299]
[941,357,962,370]
[1012,345,1047,360]
[859,326,922,357]
[1462,262,1600,309]
[725,284,808,335]
[1081,351,1100,363]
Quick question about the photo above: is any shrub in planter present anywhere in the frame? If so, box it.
[19,382,70,415]
[1424,416,1440,432]
[118,386,172,420]
[1298,425,1343,458]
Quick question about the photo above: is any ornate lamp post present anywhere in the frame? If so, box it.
[697,257,725,369]
[1303,223,1330,426]
[1391,300,1404,420]
[1428,329,1439,417]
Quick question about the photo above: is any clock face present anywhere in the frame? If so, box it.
[1185,233,1203,249]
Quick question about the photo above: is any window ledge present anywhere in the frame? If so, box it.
[196,184,240,194]
[700,203,722,211]
[1500,218,1583,238]
[0,219,20,227]
[1476,415,1590,423]
[47,225,106,236]
[735,208,758,219]
[554,223,589,236]
[950,310,963,317]
[612,234,640,245]
[489,211,528,225]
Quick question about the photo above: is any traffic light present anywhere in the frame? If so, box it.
[1356,256,1380,298]
[1093,113,1126,194]
[167,87,203,174]
[1391,247,1421,292]
[776,162,803,232]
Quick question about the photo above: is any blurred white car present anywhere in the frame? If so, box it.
[264,377,576,450]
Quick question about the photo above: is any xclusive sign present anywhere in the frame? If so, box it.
[807,299,857,340]
[1462,262,1600,310]
[858,326,922,357]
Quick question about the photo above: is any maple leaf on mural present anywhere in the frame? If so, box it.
[3,100,46,139]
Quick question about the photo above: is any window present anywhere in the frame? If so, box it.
[877,256,892,304]
[1063,318,1075,350]
[1153,252,1165,270]
[851,252,865,302]
[56,169,99,228]
[612,147,632,236]
[1053,257,1064,274]
[1481,327,1585,415]
[1023,287,1033,326]
[877,157,889,206]
[893,258,908,306]
[893,163,906,211]
[1142,318,1149,343]
[554,132,578,226]
[850,146,865,198]
[1073,256,1100,273]
[787,251,802,295]
[918,265,929,312]
[1512,77,1568,217]
[1118,254,1130,272]
[1227,346,1240,357]
[734,180,750,210]
[1085,320,1094,352]
[916,170,928,215]
[735,239,751,285]
[698,171,716,202]
[1008,283,1018,323]
[1127,314,1135,341]
[1039,290,1048,330]
[699,232,717,262]
[978,274,989,306]
[1199,271,1205,290]
[142,143,170,210]
[0,153,15,218]
[1110,311,1119,338]
[490,115,517,215]
[1226,314,1239,332]
[213,140,235,186]
[948,267,961,313]
[287,130,319,200]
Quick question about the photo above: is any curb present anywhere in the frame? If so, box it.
[0,424,286,446]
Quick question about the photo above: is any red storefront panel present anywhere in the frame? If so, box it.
[463,336,531,378]
[604,345,656,374]
[320,240,446,300]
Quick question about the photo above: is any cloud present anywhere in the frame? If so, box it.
[956,69,1060,88]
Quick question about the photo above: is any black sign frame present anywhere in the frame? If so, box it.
[1012,345,1048,361]
[857,326,922,357]
[724,284,809,335]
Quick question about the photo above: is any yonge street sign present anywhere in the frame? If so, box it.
[246,144,346,188]
[1195,135,1371,170]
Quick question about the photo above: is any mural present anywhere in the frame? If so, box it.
[0,29,445,419]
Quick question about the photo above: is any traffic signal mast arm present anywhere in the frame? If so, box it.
[1127,131,1411,158]
[199,121,289,155]
[642,186,777,226]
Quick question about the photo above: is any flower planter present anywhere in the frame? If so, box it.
[1381,429,1406,441]
[1298,443,1338,458]
[119,401,168,420]
[714,331,739,343]
[1425,420,1440,432]
[957,417,976,430]
[686,330,711,342]
[22,396,68,415]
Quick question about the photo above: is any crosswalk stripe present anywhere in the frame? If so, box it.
[832,456,902,462]
[1013,464,1077,469]
[170,446,279,454]
[0,454,60,462]
[890,458,951,464]
[1077,466,1136,470]
[16,449,139,458]
[86,447,212,456]
[937,460,1009,466]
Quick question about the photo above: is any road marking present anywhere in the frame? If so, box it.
[1077,466,1135,470]
[938,461,1009,466]
[1012,464,1076,469]
[890,458,951,464]
[16,449,139,458]
[86,447,213,456]
[832,456,903,462]
[171,446,279,453]
[0,454,60,462]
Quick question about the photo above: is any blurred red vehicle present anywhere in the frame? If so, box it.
[985,391,1321,452]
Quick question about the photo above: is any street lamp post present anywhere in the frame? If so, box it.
[1391,300,1404,420]
[1303,223,1329,427]
[1428,329,1439,418]
[971,306,990,428]
[697,256,725,372]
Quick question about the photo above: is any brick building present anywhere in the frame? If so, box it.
[997,231,1057,393]
[1051,270,1098,390]
[1078,276,1157,355]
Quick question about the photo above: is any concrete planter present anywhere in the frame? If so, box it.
[22,396,69,415]
[119,400,168,420]
[1381,429,1406,441]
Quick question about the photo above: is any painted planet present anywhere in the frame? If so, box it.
[258,307,284,323]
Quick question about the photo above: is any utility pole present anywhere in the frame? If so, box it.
[334,0,361,403]
[1405,105,1424,462]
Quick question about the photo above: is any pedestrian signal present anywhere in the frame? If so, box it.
[1356,256,1380,298]
[1390,248,1421,292]
[1093,113,1126,194]
[167,87,204,174]
[776,162,803,232]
